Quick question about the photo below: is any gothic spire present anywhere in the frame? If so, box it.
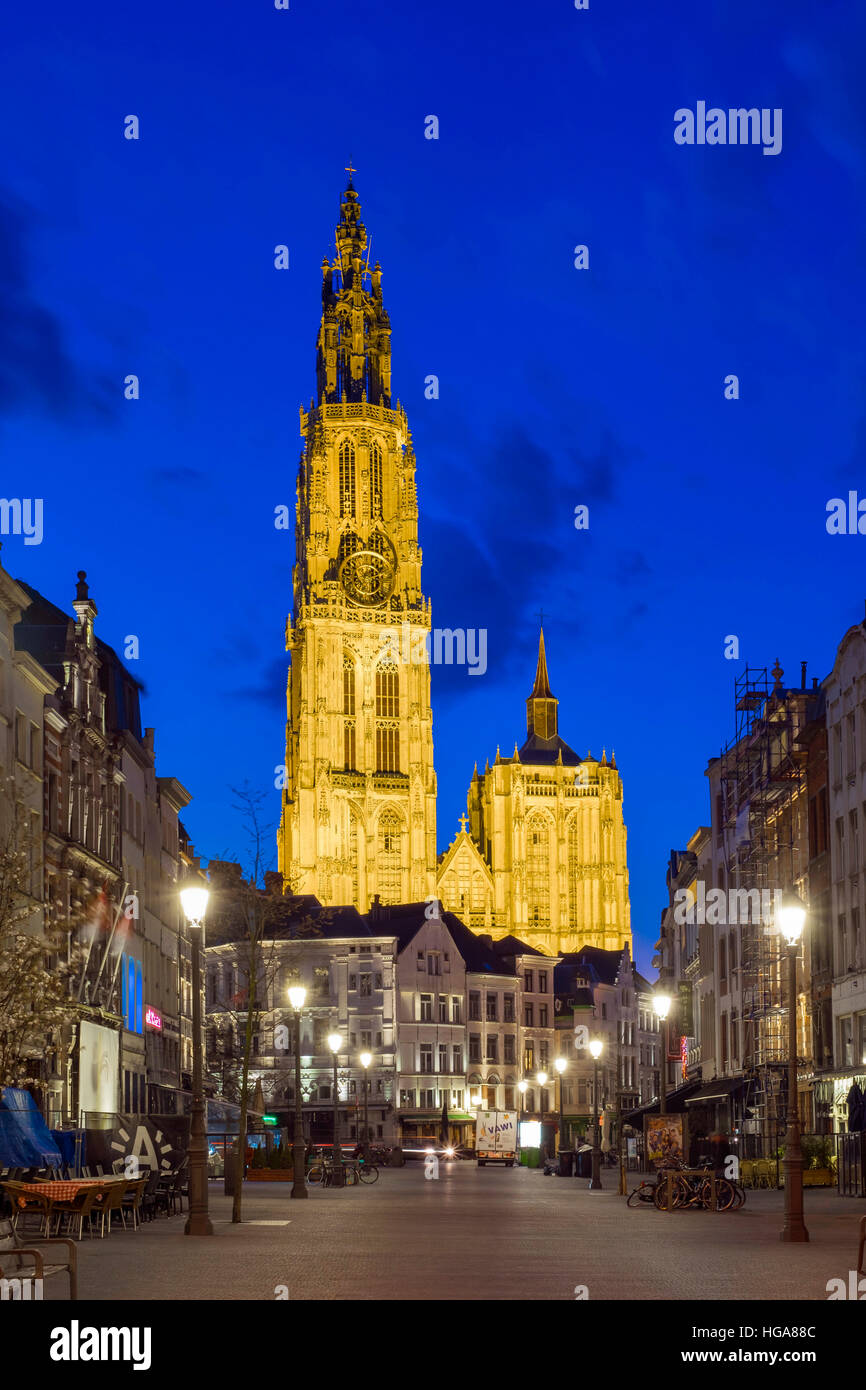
[526,626,559,740]
[316,173,392,408]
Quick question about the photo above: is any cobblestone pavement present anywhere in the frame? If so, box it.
[31,1163,866,1301]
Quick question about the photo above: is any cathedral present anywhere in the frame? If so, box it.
[278,176,631,959]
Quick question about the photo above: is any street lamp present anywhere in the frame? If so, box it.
[554,1057,568,1154]
[179,886,213,1236]
[654,992,672,1117]
[778,891,809,1244]
[589,1039,603,1191]
[359,1051,372,1158]
[288,985,307,1199]
[517,1079,528,1155]
[327,1032,343,1186]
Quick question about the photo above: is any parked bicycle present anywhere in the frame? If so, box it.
[627,1159,745,1212]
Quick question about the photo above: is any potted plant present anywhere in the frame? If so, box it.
[800,1135,835,1186]
[245,1145,294,1181]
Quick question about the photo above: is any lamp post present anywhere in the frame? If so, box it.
[180,886,213,1236]
[327,1032,343,1187]
[589,1039,603,1190]
[288,986,307,1199]
[359,1051,372,1158]
[654,992,672,1118]
[778,891,809,1243]
[554,1057,568,1154]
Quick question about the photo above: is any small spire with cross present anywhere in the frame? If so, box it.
[458,813,469,834]
[345,159,357,186]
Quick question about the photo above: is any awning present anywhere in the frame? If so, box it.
[685,1078,746,1105]
[623,1079,702,1124]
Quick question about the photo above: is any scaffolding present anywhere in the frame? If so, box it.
[717,664,810,1156]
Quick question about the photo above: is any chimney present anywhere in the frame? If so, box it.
[812,677,818,690]
[801,661,807,690]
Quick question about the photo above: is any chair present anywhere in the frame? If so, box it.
[0,1216,77,1300]
[168,1169,186,1216]
[121,1177,148,1231]
[154,1172,175,1218]
[91,1182,128,1239]
[754,1159,771,1189]
[140,1169,161,1223]
[2,1182,55,1237]
[52,1187,100,1242]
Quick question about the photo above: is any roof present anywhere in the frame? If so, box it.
[555,946,626,989]
[515,732,581,766]
[489,934,552,959]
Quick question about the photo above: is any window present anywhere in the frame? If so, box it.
[343,656,356,768]
[419,1089,435,1108]
[378,811,402,902]
[420,1044,434,1073]
[452,1045,462,1072]
[524,1003,534,1027]
[400,1089,415,1108]
[504,994,515,1022]
[539,1004,548,1028]
[525,971,534,993]
[376,724,399,774]
[360,1029,372,1049]
[339,439,356,516]
[486,995,498,1021]
[348,974,357,991]
[428,953,441,976]
[539,971,548,992]
[370,441,383,519]
[526,814,551,924]
[523,1043,535,1071]
[504,1035,515,1063]
[469,1034,481,1063]
[439,1044,448,1073]
[438,997,448,1022]
[420,994,432,1022]
[469,992,481,1021]
[376,664,399,718]
[486,1036,498,1063]
[452,997,461,1023]
[719,938,727,992]
[359,973,372,996]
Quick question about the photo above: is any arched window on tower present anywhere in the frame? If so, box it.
[375,663,399,772]
[339,440,356,518]
[526,812,551,926]
[370,441,383,519]
[378,810,402,903]
[567,816,580,930]
[343,654,356,769]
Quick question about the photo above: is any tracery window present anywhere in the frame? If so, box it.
[526,813,551,925]
[339,440,356,517]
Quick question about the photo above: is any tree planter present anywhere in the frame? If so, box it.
[802,1168,834,1187]
[246,1170,294,1182]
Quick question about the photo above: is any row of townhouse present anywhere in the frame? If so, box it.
[204,893,566,1149]
[0,551,197,1128]
[656,611,866,1164]
[204,887,663,1154]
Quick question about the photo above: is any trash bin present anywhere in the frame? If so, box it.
[558,1150,575,1177]
[575,1146,593,1178]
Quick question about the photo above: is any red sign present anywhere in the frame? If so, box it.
[681,1035,688,1078]
[145,1006,162,1031]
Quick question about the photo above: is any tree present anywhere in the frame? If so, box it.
[0,828,77,1092]
[206,788,322,1223]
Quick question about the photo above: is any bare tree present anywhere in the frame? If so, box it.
[205,787,322,1223]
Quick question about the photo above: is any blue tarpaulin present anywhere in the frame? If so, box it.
[0,1088,62,1167]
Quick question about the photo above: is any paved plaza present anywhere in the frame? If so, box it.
[35,1162,865,1302]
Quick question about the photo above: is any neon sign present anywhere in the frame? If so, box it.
[145,1006,162,1031]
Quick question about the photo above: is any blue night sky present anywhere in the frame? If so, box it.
[1,0,863,974]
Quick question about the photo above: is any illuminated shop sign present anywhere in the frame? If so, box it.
[145,1006,162,1031]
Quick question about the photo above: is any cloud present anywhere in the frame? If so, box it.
[0,194,116,423]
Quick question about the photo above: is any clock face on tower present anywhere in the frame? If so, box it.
[338,541,397,607]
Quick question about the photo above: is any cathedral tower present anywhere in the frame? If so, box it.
[437,630,632,956]
[278,177,437,907]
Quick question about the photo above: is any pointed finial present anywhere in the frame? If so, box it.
[76,570,89,601]
[772,658,784,691]
[345,159,357,186]
[459,813,468,834]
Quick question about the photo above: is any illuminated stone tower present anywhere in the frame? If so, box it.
[437,630,632,956]
[278,176,437,908]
